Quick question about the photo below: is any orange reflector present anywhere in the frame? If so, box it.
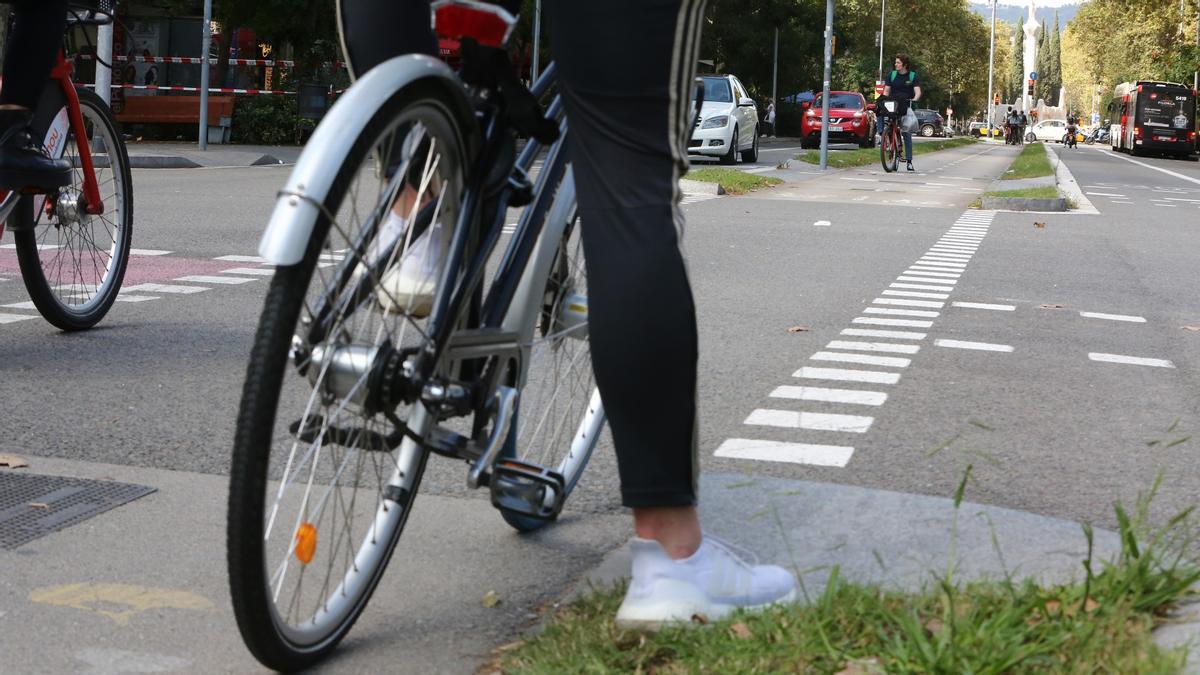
[294,523,317,565]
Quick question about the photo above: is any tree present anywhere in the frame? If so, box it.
[1008,20,1024,104]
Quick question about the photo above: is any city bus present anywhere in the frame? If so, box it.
[1108,81,1197,158]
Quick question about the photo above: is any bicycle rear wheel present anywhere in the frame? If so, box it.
[880,124,899,173]
[498,188,604,532]
[13,88,132,330]
[227,82,468,672]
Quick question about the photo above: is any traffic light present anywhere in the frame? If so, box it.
[831,35,837,56]
[994,94,1000,105]
[1027,80,1035,96]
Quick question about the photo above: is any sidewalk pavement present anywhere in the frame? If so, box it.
[125,142,304,169]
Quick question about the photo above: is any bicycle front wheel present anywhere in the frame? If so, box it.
[13,88,132,330]
[880,126,899,173]
[227,82,468,672]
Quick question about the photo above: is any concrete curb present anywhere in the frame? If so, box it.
[127,155,201,169]
[982,196,1068,211]
[679,178,725,195]
[1048,144,1100,215]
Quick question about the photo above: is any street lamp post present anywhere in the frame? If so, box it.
[819,0,833,170]
[199,0,212,150]
[877,0,886,82]
[531,0,542,82]
[985,0,997,139]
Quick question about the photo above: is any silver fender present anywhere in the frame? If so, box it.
[502,166,576,349]
[258,54,472,265]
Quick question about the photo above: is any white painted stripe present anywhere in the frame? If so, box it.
[897,276,957,285]
[915,261,967,268]
[1079,311,1146,323]
[1101,151,1200,187]
[906,269,961,278]
[890,283,953,292]
[0,312,36,324]
[122,283,209,294]
[841,328,926,340]
[942,233,986,239]
[214,254,269,263]
[174,275,257,285]
[939,239,982,245]
[745,409,875,433]
[929,249,975,255]
[826,340,920,354]
[921,256,970,263]
[934,339,1014,352]
[884,290,950,299]
[714,439,854,468]
[114,295,160,303]
[811,351,911,367]
[875,297,945,308]
[220,267,276,276]
[129,248,173,256]
[0,243,58,250]
[770,385,889,406]
[1,301,37,310]
[931,245,976,251]
[1088,352,1174,368]
[852,317,934,328]
[864,307,940,318]
[794,366,902,384]
[1086,192,1127,197]
[952,302,1015,311]
[1165,197,1200,203]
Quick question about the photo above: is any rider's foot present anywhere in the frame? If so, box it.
[906,160,914,172]
[614,536,797,631]
[0,111,71,193]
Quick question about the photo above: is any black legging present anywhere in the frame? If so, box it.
[339,0,706,508]
[1,0,68,109]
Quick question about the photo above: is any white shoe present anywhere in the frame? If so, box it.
[376,223,442,318]
[615,536,796,631]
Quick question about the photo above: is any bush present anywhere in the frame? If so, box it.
[232,94,303,145]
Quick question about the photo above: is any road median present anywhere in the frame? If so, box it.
[982,143,1071,211]
[684,168,783,195]
[794,136,977,169]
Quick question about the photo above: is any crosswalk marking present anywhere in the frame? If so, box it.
[214,254,269,263]
[811,351,911,368]
[1,301,36,310]
[793,366,901,384]
[122,283,209,294]
[769,385,889,405]
[0,312,36,324]
[745,409,874,433]
[874,297,945,308]
[173,275,257,285]
[129,248,173,256]
[841,328,926,340]
[883,290,950,299]
[864,307,939,318]
[220,267,276,276]
[852,317,934,328]
[890,282,953,292]
[714,439,854,467]
[825,341,920,355]
[897,276,957,285]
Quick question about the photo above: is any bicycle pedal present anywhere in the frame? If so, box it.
[489,459,566,520]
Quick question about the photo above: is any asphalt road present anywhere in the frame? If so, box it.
[1,138,1197,671]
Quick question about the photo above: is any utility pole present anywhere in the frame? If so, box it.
[819,0,833,170]
[532,0,542,82]
[877,0,886,82]
[199,0,212,150]
[985,0,997,139]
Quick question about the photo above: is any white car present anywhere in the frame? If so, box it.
[688,74,759,164]
[1026,119,1071,143]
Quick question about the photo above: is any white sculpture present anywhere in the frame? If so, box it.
[1022,1,1041,113]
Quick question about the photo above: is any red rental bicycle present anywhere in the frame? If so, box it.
[877,96,906,173]
[0,4,132,330]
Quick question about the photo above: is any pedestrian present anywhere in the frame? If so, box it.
[1005,107,1020,145]
[1017,110,1028,144]
[0,0,72,192]
[764,98,776,137]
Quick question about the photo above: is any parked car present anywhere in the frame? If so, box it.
[1026,118,1070,143]
[968,121,1003,138]
[912,109,945,137]
[688,74,759,164]
[799,91,875,149]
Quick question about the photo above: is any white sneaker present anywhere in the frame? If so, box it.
[615,536,796,631]
[376,222,442,318]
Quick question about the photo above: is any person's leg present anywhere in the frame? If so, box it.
[903,131,913,162]
[548,0,795,629]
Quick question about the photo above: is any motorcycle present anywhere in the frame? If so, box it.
[1064,124,1078,149]
[1085,126,1109,145]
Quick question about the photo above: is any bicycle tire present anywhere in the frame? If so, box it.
[227,81,468,672]
[13,88,132,330]
[497,193,604,532]
[880,124,899,173]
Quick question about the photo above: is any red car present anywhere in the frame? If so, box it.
[800,91,876,149]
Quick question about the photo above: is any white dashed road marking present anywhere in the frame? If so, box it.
[174,275,257,285]
[1079,311,1146,323]
[934,339,1014,353]
[952,301,1015,311]
[122,283,209,294]
[1088,353,1175,368]
[715,439,855,467]
[825,341,920,354]
[852,317,935,328]
[745,409,875,433]
[810,351,912,368]
[214,255,269,263]
[770,385,889,406]
[841,328,927,340]
[220,267,276,276]
[793,366,902,384]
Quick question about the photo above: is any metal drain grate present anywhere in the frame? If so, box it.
[0,472,156,549]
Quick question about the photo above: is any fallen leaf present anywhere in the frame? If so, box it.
[787,325,809,333]
[1085,598,1100,613]
[1034,221,1046,229]
[494,641,523,653]
[836,657,885,674]
[29,503,48,509]
[925,618,944,635]
[0,454,29,468]
[482,590,501,608]
[730,622,753,640]
[690,613,709,625]
[1039,303,1064,309]
[1045,600,1062,614]
[1183,325,1200,332]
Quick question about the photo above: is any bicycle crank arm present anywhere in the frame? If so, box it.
[467,385,517,489]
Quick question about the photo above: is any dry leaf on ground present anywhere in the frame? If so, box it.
[1045,600,1062,614]
[1085,598,1100,613]
[924,618,944,635]
[1183,325,1200,332]
[29,502,48,509]
[787,325,809,333]
[0,454,29,468]
[836,657,885,674]
[1039,304,1064,309]
[1035,221,1046,229]
[730,622,752,640]
[482,590,501,608]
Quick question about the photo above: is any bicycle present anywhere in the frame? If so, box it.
[0,3,132,330]
[224,2,654,669]
[877,96,907,172]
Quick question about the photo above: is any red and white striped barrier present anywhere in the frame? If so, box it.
[76,54,346,68]
[81,83,344,96]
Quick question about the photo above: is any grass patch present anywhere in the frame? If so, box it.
[684,168,782,195]
[985,186,1060,200]
[795,137,977,168]
[1000,143,1054,180]
[500,485,1199,674]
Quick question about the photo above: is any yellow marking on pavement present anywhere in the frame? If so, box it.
[29,583,214,625]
